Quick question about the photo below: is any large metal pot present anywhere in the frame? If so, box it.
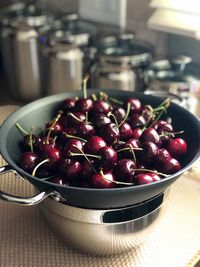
[0,90,199,209]
[144,55,200,116]
[0,2,54,101]
[91,34,153,91]
[40,14,97,95]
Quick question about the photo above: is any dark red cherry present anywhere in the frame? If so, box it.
[132,128,143,139]
[99,123,120,145]
[39,137,55,151]
[125,98,142,114]
[20,152,38,172]
[112,107,126,123]
[156,123,173,134]
[23,134,41,151]
[119,122,132,141]
[59,158,82,180]
[152,120,167,130]
[42,146,61,169]
[92,113,111,129]
[75,98,93,113]
[140,127,160,146]
[159,157,181,174]
[156,148,171,164]
[139,141,159,165]
[84,136,106,154]
[46,121,63,135]
[90,171,115,188]
[92,100,111,114]
[98,146,118,171]
[129,114,146,129]
[114,159,136,183]
[68,112,86,127]
[64,139,85,157]
[76,122,95,139]
[61,98,77,112]
[120,139,141,159]
[134,172,160,185]
[166,138,187,159]
[81,160,96,180]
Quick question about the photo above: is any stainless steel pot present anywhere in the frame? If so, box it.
[40,14,97,95]
[0,2,54,101]
[42,43,83,95]
[0,163,169,255]
[91,34,153,91]
[144,55,200,116]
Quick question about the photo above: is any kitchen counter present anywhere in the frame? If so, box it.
[0,105,199,267]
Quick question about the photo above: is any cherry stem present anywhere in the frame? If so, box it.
[108,112,119,128]
[133,168,168,178]
[85,111,88,123]
[116,147,143,153]
[16,123,29,136]
[109,96,123,105]
[70,152,101,159]
[32,159,50,177]
[83,74,89,99]
[119,102,131,127]
[91,94,97,101]
[99,169,134,186]
[159,130,184,138]
[68,112,84,123]
[64,133,87,142]
[29,127,34,153]
[72,145,97,174]
[46,112,62,143]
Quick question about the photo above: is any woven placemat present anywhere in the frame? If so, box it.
[0,105,199,267]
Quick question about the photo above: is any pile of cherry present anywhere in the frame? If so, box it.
[17,91,187,188]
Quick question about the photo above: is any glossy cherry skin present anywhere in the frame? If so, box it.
[58,158,82,181]
[39,137,55,151]
[45,121,63,135]
[98,146,118,171]
[60,98,77,112]
[131,128,143,139]
[91,113,111,129]
[124,98,142,114]
[90,171,115,188]
[156,148,171,165]
[92,100,111,114]
[112,107,126,123]
[75,98,93,113]
[159,157,181,174]
[76,122,95,139]
[99,123,120,145]
[41,146,61,170]
[134,172,160,185]
[64,139,85,157]
[119,122,132,141]
[139,141,159,165]
[114,159,136,183]
[84,136,106,154]
[129,114,146,129]
[140,127,161,146]
[166,138,187,159]
[20,152,38,172]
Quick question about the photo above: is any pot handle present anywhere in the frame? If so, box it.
[0,165,57,206]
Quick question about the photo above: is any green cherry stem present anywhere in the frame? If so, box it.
[119,102,131,127]
[64,133,87,142]
[46,112,62,143]
[32,159,50,177]
[16,123,29,136]
[68,112,84,123]
[29,127,34,153]
[70,152,101,159]
[134,168,169,178]
[99,169,134,186]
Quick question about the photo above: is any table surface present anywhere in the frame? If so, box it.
[0,105,199,267]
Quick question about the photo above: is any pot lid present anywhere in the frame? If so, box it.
[2,2,54,28]
[146,55,200,84]
[96,34,153,66]
[44,13,97,46]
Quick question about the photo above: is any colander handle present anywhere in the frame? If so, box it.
[0,165,56,206]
